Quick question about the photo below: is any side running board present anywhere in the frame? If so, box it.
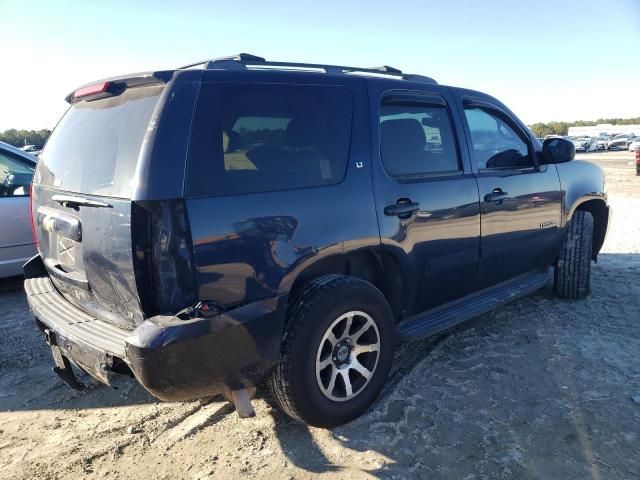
[397,270,550,342]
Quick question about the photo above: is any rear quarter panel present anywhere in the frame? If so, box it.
[187,182,380,307]
[185,73,379,309]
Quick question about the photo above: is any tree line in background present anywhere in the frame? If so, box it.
[529,117,640,138]
[0,129,52,148]
[1,116,639,148]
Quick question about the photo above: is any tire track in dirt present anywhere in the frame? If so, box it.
[152,400,234,449]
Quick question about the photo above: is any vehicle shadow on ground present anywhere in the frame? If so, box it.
[261,253,640,478]
[0,276,161,412]
[260,327,467,476]
[259,282,563,475]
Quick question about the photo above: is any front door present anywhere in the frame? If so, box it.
[370,87,481,316]
[459,98,562,289]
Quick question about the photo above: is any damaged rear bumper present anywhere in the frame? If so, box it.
[24,267,287,401]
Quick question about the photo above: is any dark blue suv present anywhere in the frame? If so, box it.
[24,54,610,427]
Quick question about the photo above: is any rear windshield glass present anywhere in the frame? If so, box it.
[36,84,164,198]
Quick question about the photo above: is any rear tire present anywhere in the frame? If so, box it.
[268,275,395,427]
[554,211,594,299]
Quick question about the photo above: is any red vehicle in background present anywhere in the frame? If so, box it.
[635,147,640,176]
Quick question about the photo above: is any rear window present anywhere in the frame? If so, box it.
[35,84,164,198]
[186,83,352,197]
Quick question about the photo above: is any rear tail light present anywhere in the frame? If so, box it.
[132,200,197,317]
[29,182,38,248]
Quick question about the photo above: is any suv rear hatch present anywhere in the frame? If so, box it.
[32,79,166,330]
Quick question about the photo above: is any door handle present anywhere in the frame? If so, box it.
[484,188,509,204]
[384,200,420,219]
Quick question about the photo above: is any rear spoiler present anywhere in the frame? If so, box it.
[65,70,174,104]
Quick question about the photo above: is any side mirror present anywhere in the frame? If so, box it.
[542,137,575,164]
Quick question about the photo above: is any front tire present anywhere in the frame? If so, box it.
[268,275,395,427]
[554,211,594,299]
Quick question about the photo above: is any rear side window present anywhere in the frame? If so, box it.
[36,84,164,198]
[379,100,459,177]
[186,84,352,197]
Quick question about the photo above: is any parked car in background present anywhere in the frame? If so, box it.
[571,136,598,152]
[636,147,640,176]
[627,137,640,152]
[23,54,610,427]
[597,136,609,150]
[0,141,37,278]
[20,144,43,157]
[607,134,635,150]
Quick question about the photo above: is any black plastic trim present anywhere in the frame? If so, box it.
[397,269,549,341]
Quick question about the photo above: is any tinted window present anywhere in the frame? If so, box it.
[464,107,532,170]
[36,84,164,198]
[0,152,34,197]
[187,84,352,197]
[379,101,459,177]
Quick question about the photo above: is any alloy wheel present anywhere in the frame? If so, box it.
[315,311,380,402]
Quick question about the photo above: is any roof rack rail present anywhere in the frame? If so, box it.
[177,54,437,84]
[371,65,403,74]
[213,53,266,63]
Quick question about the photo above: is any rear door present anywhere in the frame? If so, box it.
[369,83,481,315]
[0,149,36,277]
[32,82,166,329]
[457,96,562,289]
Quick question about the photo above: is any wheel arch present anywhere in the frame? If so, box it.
[556,160,609,261]
[282,248,405,321]
[569,197,610,260]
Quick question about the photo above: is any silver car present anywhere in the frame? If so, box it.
[570,136,598,152]
[0,141,37,278]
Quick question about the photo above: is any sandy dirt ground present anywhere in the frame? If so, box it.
[1,151,639,480]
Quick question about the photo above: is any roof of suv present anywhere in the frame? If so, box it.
[65,53,441,104]
[66,53,443,104]
[67,53,513,115]
[177,53,439,85]
[175,54,510,113]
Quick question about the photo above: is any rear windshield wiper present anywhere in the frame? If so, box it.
[51,194,112,210]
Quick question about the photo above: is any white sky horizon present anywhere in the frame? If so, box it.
[2,0,639,131]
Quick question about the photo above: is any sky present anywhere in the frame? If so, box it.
[2,0,639,131]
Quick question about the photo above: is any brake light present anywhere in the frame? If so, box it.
[29,182,38,248]
[73,82,110,99]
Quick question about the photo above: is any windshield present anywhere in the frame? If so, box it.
[36,84,164,198]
